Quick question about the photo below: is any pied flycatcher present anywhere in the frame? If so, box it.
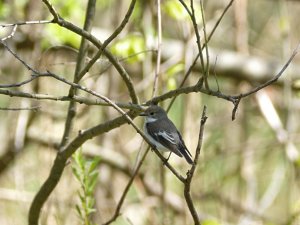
[140,105,193,164]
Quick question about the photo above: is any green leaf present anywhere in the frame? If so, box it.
[163,0,189,21]
[0,2,10,20]
[87,197,95,208]
[44,25,81,48]
[167,77,177,91]
[79,192,85,202]
[88,157,101,174]
[87,207,96,215]
[163,0,202,24]
[73,149,85,170]
[75,204,83,217]
[87,172,99,193]
[88,169,99,178]
[72,148,99,224]
[72,167,81,181]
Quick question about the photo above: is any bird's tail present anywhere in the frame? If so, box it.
[177,132,194,165]
[177,144,193,165]
[181,148,193,165]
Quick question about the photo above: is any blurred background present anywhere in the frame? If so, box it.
[0,0,300,224]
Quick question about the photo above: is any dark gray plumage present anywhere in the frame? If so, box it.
[140,105,193,164]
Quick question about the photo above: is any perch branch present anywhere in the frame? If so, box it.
[184,106,207,225]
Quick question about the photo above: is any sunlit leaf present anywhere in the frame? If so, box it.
[167,77,177,90]
[163,0,190,21]
[75,204,83,218]
[44,25,81,48]
[111,35,145,63]
[163,0,203,24]
[88,157,101,174]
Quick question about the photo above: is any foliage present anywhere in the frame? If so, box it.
[163,0,202,23]
[43,0,85,48]
[72,149,101,225]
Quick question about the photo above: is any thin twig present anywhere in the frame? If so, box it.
[41,0,139,104]
[0,40,39,73]
[206,0,235,44]
[60,0,97,147]
[189,0,207,86]
[41,0,60,21]
[235,43,300,99]
[1,24,17,41]
[152,0,162,98]
[184,106,207,225]
[230,43,299,119]
[0,88,142,109]
[153,1,166,223]
[77,0,137,81]
[200,0,210,79]
[0,20,52,27]
[102,148,150,225]
[2,36,298,117]
[182,0,235,89]
[0,106,40,111]
[0,75,38,88]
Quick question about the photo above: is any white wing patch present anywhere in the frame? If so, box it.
[157,131,176,144]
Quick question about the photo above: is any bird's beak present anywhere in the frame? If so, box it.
[139,106,148,116]
[139,112,147,116]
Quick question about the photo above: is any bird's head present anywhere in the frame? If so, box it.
[140,105,167,121]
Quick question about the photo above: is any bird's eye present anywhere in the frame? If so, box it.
[150,112,154,115]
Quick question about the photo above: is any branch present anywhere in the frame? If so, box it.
[189,0,207,81]
[2,27,298,118]
[1,24,17,41]
[0,75,38,88]
[0,20,52,27]
[41,0,139,104]
[165,0,235,111]
[236,43,300,98]
[28,106,184,224]
[182,0,235,88]
[0,88,141,109]
[230,43,300,119]
[28,111,136,225]
[2,39,298,122]
[41,0,60,21]
[184,106,208,225]
[152,0,162,97]
[77,0,137,81]
[0,106,40,111]
[0,40,39,73]
[60,0,97,147]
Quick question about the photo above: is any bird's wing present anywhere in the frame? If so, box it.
[146,123,182,157]
[157,131,177,144]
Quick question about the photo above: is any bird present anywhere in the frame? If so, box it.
[140,105,193,164]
